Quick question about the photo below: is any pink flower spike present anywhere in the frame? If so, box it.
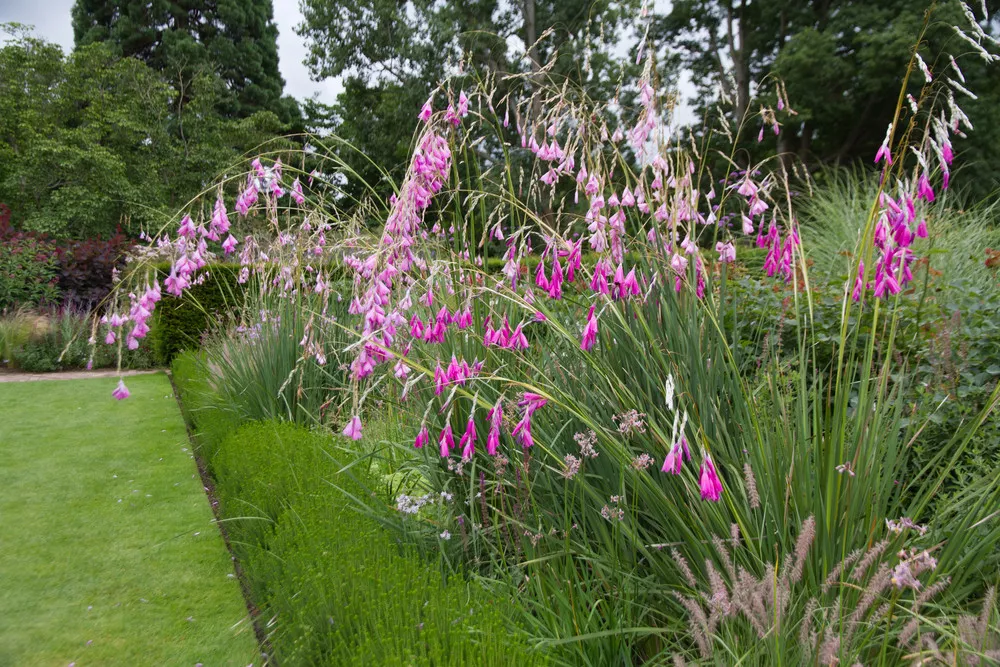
[917,173,935,202]
[737,177,757,198]
[414,426,429,449]
[511,413,534,449]
[112,379,130,401]
[177,215,196,239]
[869,140,888,163]
[547,255,564,300]
[418,100,433,123]
[670,253,689,275]
[446,355,461,383]
[716,241,736,264]
[439,424,455,457]
[581,309,598,351]
[342,415,363,441]
[211,197,230,235]
[486,400,504,455]
[916,220,928,238]
[875,123,893,166]
[291,178,305,205]
[459,417,477,458]
[486,426,501,456]
[519,392,548,413]
[221,234,238,255]
[699,454,723,501]
[681,235,698,255]
[409,314,425,339]
[852,261,865,302]
[508,323,529,349]
[661,440,683,475]
[434,362,447,395]
[535,259,549,290]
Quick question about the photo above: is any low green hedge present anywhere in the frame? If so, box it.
[171,353,545,666]
[148,262,245,365]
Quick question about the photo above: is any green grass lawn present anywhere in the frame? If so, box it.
[0,373,260,666]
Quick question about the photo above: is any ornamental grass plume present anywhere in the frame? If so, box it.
[669,516,980,663]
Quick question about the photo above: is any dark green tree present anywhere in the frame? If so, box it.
[652,0,1000,199]
[296,0,639,201]
[0,27,288,238]
[0,32,172,237]
[71,0,295,122]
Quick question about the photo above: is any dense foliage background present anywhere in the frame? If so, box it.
[4,0,998,244]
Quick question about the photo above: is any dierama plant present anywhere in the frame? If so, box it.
[101,2,1000,664]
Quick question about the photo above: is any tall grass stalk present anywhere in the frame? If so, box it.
[197,278,352,426]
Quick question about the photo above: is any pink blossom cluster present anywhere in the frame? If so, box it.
[852,192,927,301]
[522,117,577,186]
[482,316,529,350]
[107,152,312,400]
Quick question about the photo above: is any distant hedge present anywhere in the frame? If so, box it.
[148,261,350,364]
[148,263,245,364]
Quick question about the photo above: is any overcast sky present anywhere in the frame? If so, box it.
[0,0,346,103]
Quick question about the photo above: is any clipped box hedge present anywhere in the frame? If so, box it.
[170,353,546,666]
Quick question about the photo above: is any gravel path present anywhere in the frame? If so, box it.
[0,369,163,383]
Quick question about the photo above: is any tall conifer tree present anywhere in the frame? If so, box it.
[72,0,289,120]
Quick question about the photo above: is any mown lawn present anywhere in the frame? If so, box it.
[0,373,259,666]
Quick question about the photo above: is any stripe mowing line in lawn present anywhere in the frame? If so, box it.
[0,372,260,666]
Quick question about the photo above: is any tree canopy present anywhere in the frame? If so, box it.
[0,26,287,238]
[652,0,1000,198]
[296,0,641,198]
[72,0,297,122]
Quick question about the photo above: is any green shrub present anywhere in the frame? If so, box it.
[148,261,350,365]
[0,234,60,309]
[148,262,245,365]
[170,351,239,463]
[171,356,544,666]
[9,308,155,372]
